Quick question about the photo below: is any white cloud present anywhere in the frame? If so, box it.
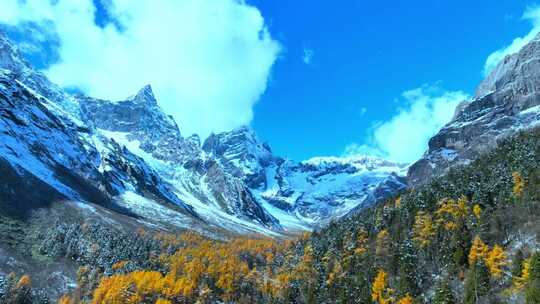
[344,86,468,163]
[0,0,281,138]
[303,48,314,65]
[483,5,540,76]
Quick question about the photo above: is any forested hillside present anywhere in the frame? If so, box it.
[2,128,538,303]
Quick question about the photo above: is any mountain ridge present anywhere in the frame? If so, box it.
[0,31,406,237]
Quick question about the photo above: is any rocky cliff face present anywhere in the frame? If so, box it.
[203,126,279,189]
[408,33,540,186]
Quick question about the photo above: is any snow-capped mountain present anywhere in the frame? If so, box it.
[0,31,406,236]
[408,32,540,186]
[204,128,407,228]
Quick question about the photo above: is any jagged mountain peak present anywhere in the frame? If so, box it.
[203,125,277,188]
[205,125,269,150]
[128,84,157,106]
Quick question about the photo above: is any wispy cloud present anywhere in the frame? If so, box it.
[359,107,367,117]
[344,86,468,163]
[484,5,540,76]
[0,0,281,138]
[303,47,314,65]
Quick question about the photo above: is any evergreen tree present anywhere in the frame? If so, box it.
[451,224,471,271]
[463,261,490,304]
[526,252,540,304]
[512,249,525,277]
[433,278,456,304]
[396,240,420,297]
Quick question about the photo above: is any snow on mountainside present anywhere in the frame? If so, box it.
[0,31,406,236]
[204,128,407,228]
[408,32,540,185]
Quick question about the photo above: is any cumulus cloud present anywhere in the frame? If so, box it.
[484,5,540,76]
[0,0,281,137]
[344,86,468,163]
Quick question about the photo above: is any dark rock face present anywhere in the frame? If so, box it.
[408,34,540,186]
[203,126,279,189]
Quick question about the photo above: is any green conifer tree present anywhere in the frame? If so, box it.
[512,249,525,277]
[463,261,490,304]
[433,278,456,304]
[526,252,540,304]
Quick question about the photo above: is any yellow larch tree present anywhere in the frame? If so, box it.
[15,275,31,289]
[512,171,524,198]
[355,229,369,255]
[412,211,436,248]
[397,294,414,304]
[371,269,394,304]
[58,295,74,304]
[395,196,402,208]
[468,236,489,265]
[376,229,391,256]
[486,245,507,278]
[435,197,469,231]
[472,204,482,220]
[513,258,531,291]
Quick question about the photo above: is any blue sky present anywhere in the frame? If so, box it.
[0,0,538,163]
[249,0,535,160]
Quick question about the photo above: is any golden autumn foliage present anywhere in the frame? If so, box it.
[397,294,414,304]
[513,258,531,291]
[473,204,482,219]
[376,229,390,256]
[111,260,128,271]
[354,229,369,255]
[325,259,344,286]
[58,295,74,304]
[89,233,289,303]
[435,196,469,231]
[299,231,312,241]
[295,244,316,278]
[486,245,507,278]
[468,236,507,279]
[395,196,402,208]
[371,269,394,304]
[512,171,524,198]
[468,236,489,265]
[15,274,31,289]
[412,211,436,248]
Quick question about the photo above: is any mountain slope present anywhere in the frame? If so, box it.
[408,33,540,185]
[203,127,407,228]
[0,31,406,238]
